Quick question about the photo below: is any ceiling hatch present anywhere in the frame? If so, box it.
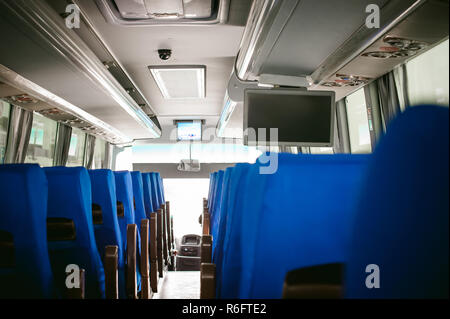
[149,65,206,99]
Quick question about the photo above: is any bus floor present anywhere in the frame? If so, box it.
[153,271,200,299]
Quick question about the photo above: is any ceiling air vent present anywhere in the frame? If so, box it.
[148,65,206,99]
[362,36,429,59]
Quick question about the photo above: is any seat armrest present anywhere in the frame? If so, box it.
[104,245,119,299]
[126,224,137,299]
[149,212,158,292]
[200,263,216,299]
[202,210,210,235]
[140,219,151,299]
[201,235,213,264]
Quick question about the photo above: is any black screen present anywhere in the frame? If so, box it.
[245,90,334,145]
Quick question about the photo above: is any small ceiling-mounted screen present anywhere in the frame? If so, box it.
[244,89,335,147]
[177,120,202,141]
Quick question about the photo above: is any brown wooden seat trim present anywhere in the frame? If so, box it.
[104,245,118,299]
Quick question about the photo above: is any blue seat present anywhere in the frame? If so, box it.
[0,164,55,299]
[114,171,139,249]
[346,105,449,299]
[156,173,165,205]
[211,167,233,259]
[148,172,161,211]
[141,173,156,216]
[88,169,126,298]
[219,165,255,298]
[114,171,142,292]
[207,172,216,210]
[44,166,105,299]
[210,170,224,229]
[209,171,221,212]
[88,169,124,265]
[130,171,148,224]
[215,164,250,298]
[246,154,369,299]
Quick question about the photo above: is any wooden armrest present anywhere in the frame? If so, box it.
[149,212,158,292]
[156,209,164,278]
[140,219,151,299]
[161,204,169,266]
[201,235,212,264]
[200,263,216,299]
[104,245,118,299]
[202,210,210,235]
[126,224,137,299]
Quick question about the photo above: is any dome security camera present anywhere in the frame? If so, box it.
[158,49,172,61]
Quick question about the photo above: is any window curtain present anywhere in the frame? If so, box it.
[335,99,351,153]
[104,142,113,169]
[393,64,410,112]
[364,82,384,148]
[376,71,402,131]
[84,134,96,169]
[4,105,33,163]
[53,123,72,166]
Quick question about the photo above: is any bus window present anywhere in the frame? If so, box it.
[406,39,449,107]
[92,138,106,169]
[24,113,57,166]
[0,101,10,163]
[309,147,334,154]
[346,89,372,154]
[67,128,86,167]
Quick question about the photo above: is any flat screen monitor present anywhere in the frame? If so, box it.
[177,120,202,141]
[244,89,335,146]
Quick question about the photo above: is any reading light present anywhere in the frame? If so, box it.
[149,65,206,99]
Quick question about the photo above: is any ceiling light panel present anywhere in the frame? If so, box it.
[114,0,214,20]
[149,65,206,99]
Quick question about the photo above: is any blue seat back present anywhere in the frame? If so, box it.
[149,172,161,210]
[210,170,224,220]
[130,171,148,224]
[219,164,256,298]
[114,170,142,292]
[114,171,137,248]
[44,166,105,299]
[211,167,233,258]
[0,164,55,298]
[141,173,155,216]
[89,169,127,298]
[156,173,165,205]
[346,105,449,299]
[88,169,124,266]
[247,154,369,298]
[215,163,250,298]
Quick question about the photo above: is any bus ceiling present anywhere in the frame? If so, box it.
[0,0,448,144]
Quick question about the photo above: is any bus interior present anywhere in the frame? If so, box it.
[0,0,448,300]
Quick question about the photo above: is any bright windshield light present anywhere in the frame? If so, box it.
[177,121,202,141]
